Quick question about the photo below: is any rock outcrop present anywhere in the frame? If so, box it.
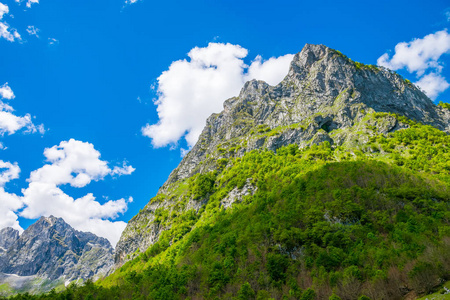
[0,227,19,254]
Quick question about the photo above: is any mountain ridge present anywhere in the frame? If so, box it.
[166,44,449,185]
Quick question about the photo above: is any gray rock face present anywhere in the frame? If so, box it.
[114,201,168,264]
[0,227,19,254]
[0,216,114,292]
[220,179,257,209]
[115,43,450,265]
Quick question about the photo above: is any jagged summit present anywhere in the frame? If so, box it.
[0,216,114,294]
[41,215,60,225]
[115,43,450,265]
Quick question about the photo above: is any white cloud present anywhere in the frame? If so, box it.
[125,0,140,5]
[0,189,23,232]
[377,29,450,99]
[0,83,15,99]
[26,0,38,8]
[246,54,294,85]
[0,160,23,232]
[0,3,21,42]
[0,111,34,135]
[0,83,45,240]
[415,72,450,100]
[13,0,39,7]
[26,25,39,37]
[0,83,44,136]
[0,3,8,19]
[142,42,294,148]
[0,89,46,235]
[111,162,135,176]
[377,30,450,75]
[0,160,20,188]
[0,21,20,42]
[19,139,134,247]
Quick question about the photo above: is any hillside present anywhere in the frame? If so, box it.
[98,118,449,300]
[4,44,450,300]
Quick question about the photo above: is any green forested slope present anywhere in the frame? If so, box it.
[7,114,450,300]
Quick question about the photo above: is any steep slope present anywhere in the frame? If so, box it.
[115,43,450,264]
[46,124,450,299]
[0,216,114,294]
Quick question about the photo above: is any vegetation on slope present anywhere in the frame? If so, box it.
[4,114,450,300]
[439,101,450,110]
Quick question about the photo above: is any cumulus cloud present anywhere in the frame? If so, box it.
[0,83,14,99]
[19,139,134,247]
[377,30,450,75]
[377,29,450,100]
[0,83,44,137]
[0,3,8,19]
[142,42,294,148]
[0,111,36,135]
[246,54,294,85]
[0,160,23,232]
[415,73,450,100]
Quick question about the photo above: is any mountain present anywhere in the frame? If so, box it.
[114,44,450,264]
[0,216,113,295]
[5,44,450,300]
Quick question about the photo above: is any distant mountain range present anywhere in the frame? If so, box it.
[0,216,113,295]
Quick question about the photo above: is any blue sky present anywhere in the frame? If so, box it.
[0,0,449,246]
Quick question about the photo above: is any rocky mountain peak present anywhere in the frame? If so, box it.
[163,44,449,185]
[0,216,114,293]
[42,215,59,226]
[289,43,329,72]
